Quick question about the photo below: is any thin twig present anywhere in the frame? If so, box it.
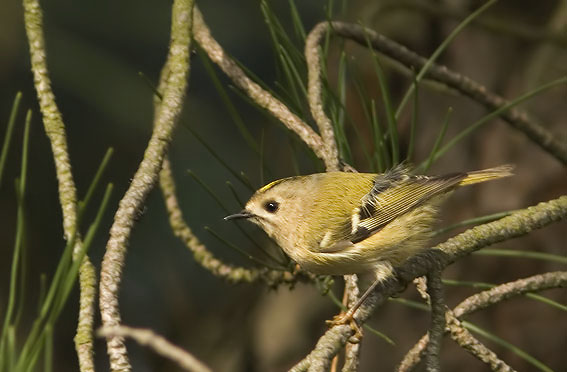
[312,21,567,165]
[99,1,194,371]
[425,271,444,372]
[192,7,333,169]
[154,5,332,288]
[397,334,429,372]
[453,271,567,318]
[23,0,78,242]
[341,275,361,372]
[23,1,95,370]
[398,271,567,371]
[372,0,567,47]
[397,277,429,371]
[445,310,515,372]
[153,50,311,287]
[97,326,212,372]
[160,156,312,286]
[305,22,341,171]
[154,36,263,285]
[289,196,567,371]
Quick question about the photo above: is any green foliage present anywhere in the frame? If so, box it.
[0,97,114,372]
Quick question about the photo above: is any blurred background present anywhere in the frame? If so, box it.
[0,0,565,371]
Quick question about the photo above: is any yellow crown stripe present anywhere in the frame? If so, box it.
[259,178,286,193]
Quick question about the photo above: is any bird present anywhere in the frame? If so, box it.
[225,164,513,338]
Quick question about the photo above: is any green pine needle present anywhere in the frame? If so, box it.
[0,92,23,190]
[463,321,554,372]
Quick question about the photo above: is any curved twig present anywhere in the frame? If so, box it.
[398,271,567,371]
[396,333,429,372]
[99,1,194,371]
[192,7,335,169]
[305,22,341,171]
[402,276,515,372]
[168,5,341,284]
[159,157,313,286]
[371,0,567,48]
[289,196,567,371]
[152,54,312,287]
[453,271,567,318]
[444,310,515,372]
[97,326,212,372]
[23,1,95,370]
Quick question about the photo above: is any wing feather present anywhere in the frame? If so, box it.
[316,169,465,252]
[350,173,464,243]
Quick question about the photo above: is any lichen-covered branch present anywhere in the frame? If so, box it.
[305,23,341,171]
[404,312,516,372]
[98,326,212,372]
[454,271,567,317]
[398,271,566,371]
[192,7,333,168]
[159,157,313,286]
[74,260,97,372]
[290,289,386,372]
[290,195,567,371]
[23,0,79,241]
[153,35,268,285]
[155,5,333,287]
[397,334,429,372]
[98,1,194,371]
[445,310,515,372]
[23,0,95,370]
[373,0,567,47]
[312,21,567,165]
[424,271,444,372]
[341,275,361,372]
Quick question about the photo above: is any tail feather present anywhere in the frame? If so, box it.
[459,165,514,186]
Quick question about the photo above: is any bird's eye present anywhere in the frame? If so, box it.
[264,200,279,213]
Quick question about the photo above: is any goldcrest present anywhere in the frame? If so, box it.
[225,165,513,280]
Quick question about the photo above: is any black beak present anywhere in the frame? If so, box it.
[224,210,254,221]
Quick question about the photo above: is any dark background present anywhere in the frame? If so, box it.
[1,1,565,371]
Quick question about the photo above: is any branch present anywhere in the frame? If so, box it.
[341,275,361,372]
[317,21,567,165]
[305,22,341,171]
[372,0,567,48]
[403,277,515,371]
[403,276,474,372]
[97,326,212,372]
[425,272,444,372]
[23,0,79,241]
[98,1,194,371]
[289,195,567,371]
[396,334,429,372]
[159,156,313,286]
[445,310,515,372]
[151,53,313,286]
[154,5,336,288]
[453,271,567,318]
[398,271,567,370]
[23,0,96,370]
[192,7,335,169]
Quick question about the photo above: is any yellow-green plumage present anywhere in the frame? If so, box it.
[230,165,513,279]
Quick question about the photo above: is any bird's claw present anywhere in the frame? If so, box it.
[326,313,363,343]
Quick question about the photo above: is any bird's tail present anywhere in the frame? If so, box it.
[459,165,514,186]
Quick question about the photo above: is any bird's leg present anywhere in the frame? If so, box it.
[326,278,382,343]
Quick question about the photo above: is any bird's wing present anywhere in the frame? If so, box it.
[319,172,464,253]
[350,173,464,243]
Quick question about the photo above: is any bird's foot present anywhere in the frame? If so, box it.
[326,312,362,343]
